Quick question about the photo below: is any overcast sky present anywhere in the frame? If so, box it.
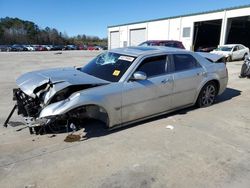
[0,0,250,38]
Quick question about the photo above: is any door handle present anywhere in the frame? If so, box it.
[197,71,206,76]
[161,78,169,84]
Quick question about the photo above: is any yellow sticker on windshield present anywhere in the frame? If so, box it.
[113,70,120,76]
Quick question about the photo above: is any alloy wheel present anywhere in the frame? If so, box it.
[201,84,216,106]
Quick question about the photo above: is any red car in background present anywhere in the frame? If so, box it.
[87,46,96,50]
[87,46,103,50]
[77,45,87,50]
[139,40,185,49]
[37,45,48,51]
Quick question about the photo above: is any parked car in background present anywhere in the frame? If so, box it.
[211,44,249,62]
[139,40,185,49]
[44,45,53,51]
[239,56,250,78]
[24,45,35,51]
[31,45,40,51]
[94,46,103,50]
[196,46,216,52]
[87,46,97,50]
[77,45,87,50]
[0,45,11,52]
[65,45,77,50]
[100,45,108,50]
[87,45,104,50]
[36,45,48,51]
[50,45,65,51]
[11,46,228,134]
[10,44,28,51]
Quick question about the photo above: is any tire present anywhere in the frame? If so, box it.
[197,82,217,108]
[243,53,248,60]
[226,56,232,62]
[240,63,247,78]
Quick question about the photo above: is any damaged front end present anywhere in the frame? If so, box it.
[4,67,110,134]
[14,88,42,118]
[3,86,53,134]
[13,88,48,131]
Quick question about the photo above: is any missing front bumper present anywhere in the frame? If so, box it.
[13,88,42,117]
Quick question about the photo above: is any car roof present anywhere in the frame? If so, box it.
[144,40,182,43]
[109,46,186,57]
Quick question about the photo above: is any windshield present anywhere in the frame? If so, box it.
[139,42,158,46]
[80,52,136,82]
[215,46,233,51]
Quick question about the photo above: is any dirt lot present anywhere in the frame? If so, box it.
[0,51,250,188]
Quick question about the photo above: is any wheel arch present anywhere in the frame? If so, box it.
[195,79,220,103]
[66,104,110,128]
[195,79,220,107]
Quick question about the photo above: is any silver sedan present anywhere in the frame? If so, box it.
[9,46,228,132]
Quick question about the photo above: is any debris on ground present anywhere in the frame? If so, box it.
[64,134,81,142]
[166,125,174,130]
[54,52,62,55]
[48,134,56,138]
[24,184,37,188]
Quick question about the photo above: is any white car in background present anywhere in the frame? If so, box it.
[44,45,53,51]
[24,45,35,51]
[211,44,249,62]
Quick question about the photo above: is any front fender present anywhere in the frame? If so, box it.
[40,92,106,118]
[39,91,121,127]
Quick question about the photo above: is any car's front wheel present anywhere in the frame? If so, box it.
[243,53,248,60]
[197,82,217,107]
[226,56,232,62]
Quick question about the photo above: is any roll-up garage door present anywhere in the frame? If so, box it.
[130,28,146,46]
[226,16,250,48]
[193,19,222,51]
[110,31,120,49]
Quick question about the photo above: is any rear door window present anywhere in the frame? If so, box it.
[173,54,201,72]
[239,45,244,50]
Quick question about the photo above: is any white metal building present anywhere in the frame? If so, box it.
[108,5,250,51]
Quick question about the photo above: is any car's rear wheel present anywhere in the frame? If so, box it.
[197,82,217,107]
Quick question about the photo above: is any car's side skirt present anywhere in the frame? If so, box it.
[109,103,194,131]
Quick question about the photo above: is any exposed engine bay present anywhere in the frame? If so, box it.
[14,88,42,117]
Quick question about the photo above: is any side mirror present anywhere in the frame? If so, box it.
[132,71,147,81]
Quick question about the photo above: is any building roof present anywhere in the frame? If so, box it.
[108,4,250,28]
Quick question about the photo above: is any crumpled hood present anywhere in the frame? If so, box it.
[210,50,231,57]
[16,67,109,97]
